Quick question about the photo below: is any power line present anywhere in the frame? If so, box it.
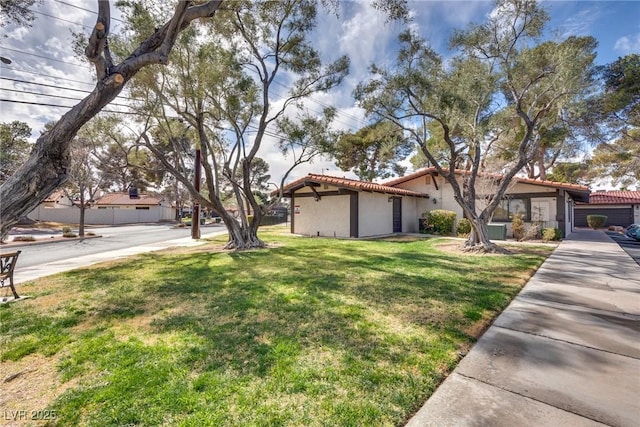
[0,76,137,101]
[53,0,126,24]
[0,98,142,115]
[0,65,95,87]
[0,87,133,109]
[0,46,91,69]
[31,9,91,30]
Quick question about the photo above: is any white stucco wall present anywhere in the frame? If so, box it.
[358,192,393,237]
[292,194,351,237]
[393,173,576,237]
[27,205,175,224]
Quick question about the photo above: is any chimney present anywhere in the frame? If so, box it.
[129,187,139,199]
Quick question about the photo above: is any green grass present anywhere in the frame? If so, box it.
[0,231,552,426]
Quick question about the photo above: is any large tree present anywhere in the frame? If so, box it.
[333,120,412,181]
[356,0,596,251]
[121,0,349,249]
[0,1,224,241]
[589,54,640,188]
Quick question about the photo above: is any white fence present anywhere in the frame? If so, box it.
[28,206,176,225]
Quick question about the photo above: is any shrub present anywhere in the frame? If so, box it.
[12,235,36,242]
[456,218,471,237]
[426,210,457,235]
[61,226,77,238]
[587,215,607,229]
[519,224,539,241]
[542,227,562,242]
[512,214,525,241]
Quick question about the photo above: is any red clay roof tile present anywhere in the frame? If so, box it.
[282,174,429,198]
[588,191,640,204]
[94,192,162,206]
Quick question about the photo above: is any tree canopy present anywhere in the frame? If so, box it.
[334,121,411,181]
[356,0,596,251]
[589,54,640,188]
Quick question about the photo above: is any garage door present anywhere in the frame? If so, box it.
[575,207,634,227]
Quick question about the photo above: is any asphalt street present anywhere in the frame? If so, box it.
[1,224,229,284]
[606,231,640,266]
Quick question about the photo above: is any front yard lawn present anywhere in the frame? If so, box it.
[0,232,552,426]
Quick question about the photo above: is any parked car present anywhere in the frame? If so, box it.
[626,224,640,241]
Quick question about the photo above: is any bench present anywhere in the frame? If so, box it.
[0,251,21,300]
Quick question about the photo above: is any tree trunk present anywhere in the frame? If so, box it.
[0,0,223,242]
[0,80,124,241]
[79,206,86,237]
[223,213,265,250]
[464,218,509,254]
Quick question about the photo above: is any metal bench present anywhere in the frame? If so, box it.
[0,251,21,300]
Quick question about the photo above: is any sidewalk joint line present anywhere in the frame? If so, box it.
[492,324,640,360]
[516,294,637,317]
[454,372,615,427]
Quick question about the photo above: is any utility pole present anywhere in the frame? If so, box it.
[191,148,201,239]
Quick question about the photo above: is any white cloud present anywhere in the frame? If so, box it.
[614,34,640,53]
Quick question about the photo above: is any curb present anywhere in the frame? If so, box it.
[1,234,103,250]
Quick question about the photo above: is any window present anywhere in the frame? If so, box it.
[492,197,530,221]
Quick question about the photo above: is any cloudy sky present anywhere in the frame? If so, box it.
[1,0,639,188]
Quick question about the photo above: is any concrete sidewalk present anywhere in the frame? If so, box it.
[406,229,640,427]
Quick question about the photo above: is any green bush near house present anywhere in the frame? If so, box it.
[456,218,471,236]
[425,210,457,235]
[542,227,562,242]
[587,215,607,229]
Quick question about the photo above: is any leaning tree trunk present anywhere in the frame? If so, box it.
[0,0,223,242]
[0,79,124,241]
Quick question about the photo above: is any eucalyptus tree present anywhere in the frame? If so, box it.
[0,1,224,241]
[356,0,596,252]
[122,0,350,249]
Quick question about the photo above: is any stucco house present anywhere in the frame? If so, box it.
[41,190,73,208]
[575,191,640,228]
[282,168,590,239]
[28,189,175,224]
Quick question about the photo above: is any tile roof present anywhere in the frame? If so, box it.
[94,192,162,206]
[282,174,429,198]
[44,190,66,202]
[588,191,640,205]
[383,167,590,193]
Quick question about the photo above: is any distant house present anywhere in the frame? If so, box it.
[93,189,169,210]
[281,168,590,239]
[575,191,640,228]
[28,188,175,224]
[41,190,73,208]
